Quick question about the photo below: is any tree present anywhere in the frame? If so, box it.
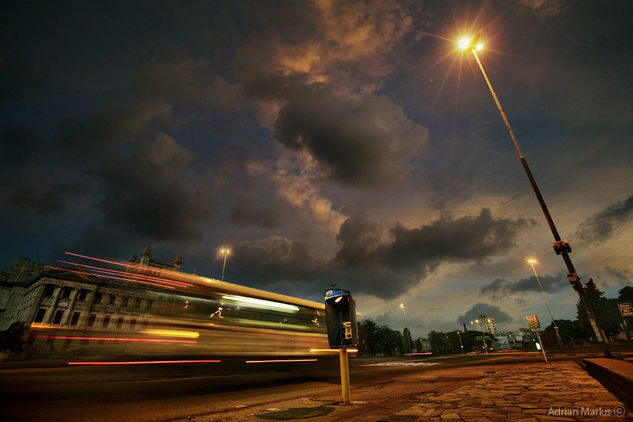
[577,279,622,339]
[428,331,451,354]
[358,319,379,357]
[402,328,413,354]
[541,319,582,348]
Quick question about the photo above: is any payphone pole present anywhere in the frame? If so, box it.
[339,347,350,403]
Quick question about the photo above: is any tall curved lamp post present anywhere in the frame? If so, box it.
[456,34,608,355]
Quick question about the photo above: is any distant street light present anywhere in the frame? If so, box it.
[219,247,231,280]
[400,303,407,326]
[456,34,609,355]
[528,258,564,348]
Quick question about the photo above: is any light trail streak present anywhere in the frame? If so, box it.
[68,359,221,365]
[245,359,318,364]
[37,335,196,344]
[44,266,177,290]
[221,295,299,312]
[309,348,358,353]
[56,259,192,288]
[64,251,194,287]
[141,329,199,339]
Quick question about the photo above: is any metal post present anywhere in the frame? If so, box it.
[535,328,548,362]
[471,49,608,356]
[529,261,564,348]
[339,347,350,403]
[221,253,227,281]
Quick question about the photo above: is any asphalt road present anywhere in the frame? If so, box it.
[1,348,630,421]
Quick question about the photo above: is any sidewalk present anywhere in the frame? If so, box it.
[173,361,632,421]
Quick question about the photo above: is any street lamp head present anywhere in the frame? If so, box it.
[400,303,406,310]
[220,247,231,256]
[527,258,537,265]
[457,33,483,52]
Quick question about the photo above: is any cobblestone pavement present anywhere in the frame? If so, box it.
[182,361,633,422]
[381,361,632,422]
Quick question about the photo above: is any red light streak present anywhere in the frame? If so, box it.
[45,266,177,290]
[68,359,221,365]
[56,259,192,288]
[65,252,194,287]
[38,335,196,344]
[245,359,318,364]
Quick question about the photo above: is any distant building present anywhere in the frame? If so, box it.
[484,317,497,335]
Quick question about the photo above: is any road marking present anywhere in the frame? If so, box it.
[360,362,440,367]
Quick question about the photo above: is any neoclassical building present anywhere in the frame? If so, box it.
[0,248,185,342]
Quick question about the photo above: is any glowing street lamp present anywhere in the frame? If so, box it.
[528,258,564,348]
[400,303,407,326]
[219,247,231,280]
[456,33,608,354]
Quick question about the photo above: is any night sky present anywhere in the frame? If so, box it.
[2,0,632,338]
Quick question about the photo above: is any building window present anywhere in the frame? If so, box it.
[53,310,64,324]
[78,290,88,301]
[94,293,103,304]
[116,317,124,329]
[108,295,116,305]
[34,308,46,323]
[61,287,73,299]
[130,318,137,330]
[134,298,142,308]
[43,284,56,297]
[87,314,96,327]
[121,296,129,307]
[102,315,111,328]
[70,312,81,326]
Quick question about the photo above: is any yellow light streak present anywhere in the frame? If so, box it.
[310,348,358,354]
[141,329,200,339]
[221,295,300,312]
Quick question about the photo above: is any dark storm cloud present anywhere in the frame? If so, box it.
[56,102,172,158]
[96,133,215,240]
[576,194,633,244]
[457,303,513,325]
[0,59,46,101]
[0,126,87,215]
[335,209,533,273]
[230,236,321,284]
[480,273,567,300]
[230,197,286,229]
[135,60,243,108]
[271,81,428,186]
[229,209,531,299]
